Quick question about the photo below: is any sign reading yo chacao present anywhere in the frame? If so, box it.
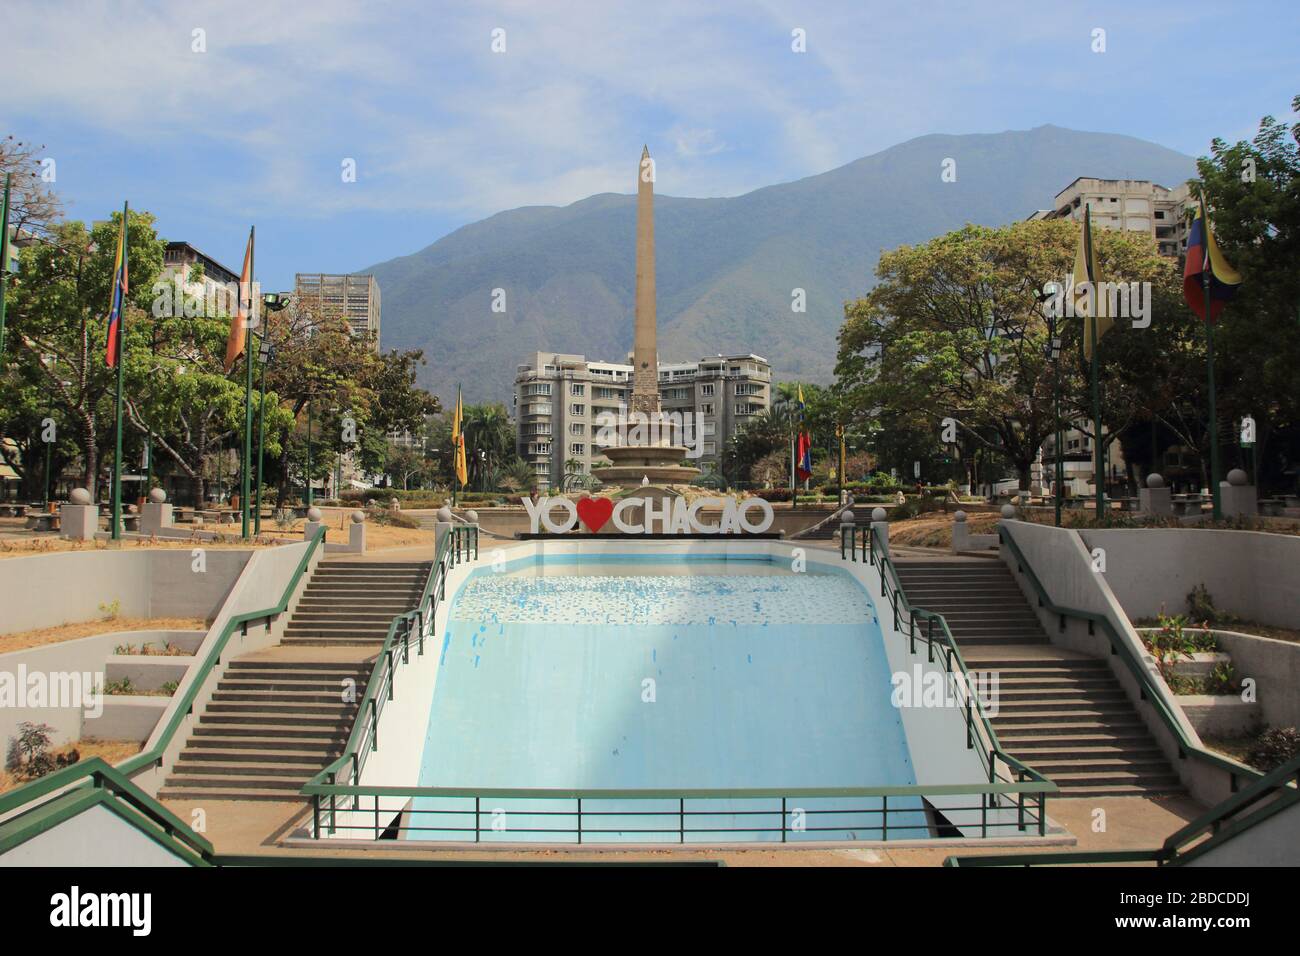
[522,495,775,535]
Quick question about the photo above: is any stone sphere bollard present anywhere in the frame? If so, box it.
[351,510,365,524]
[1226,468,1248,487]
[465,509,479,524]
[436,506,453,523]
[1000,504,1015,519]
[871,507,887,523]
[306,506,322,522]
[844,493,855,508]
[149,487,167,503]
[954,509,967,523]
[1146,473,1165,489]
[389,497,400,510]
[70,487,92,505]
[840,509,856,526]
[127,504,138,515]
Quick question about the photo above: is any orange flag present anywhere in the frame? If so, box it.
[223,227,255,372]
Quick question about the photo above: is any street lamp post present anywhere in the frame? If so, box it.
[254,338,274,534]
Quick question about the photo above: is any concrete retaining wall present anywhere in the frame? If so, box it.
[1078,528,1300,630]
[0,630,201,748]
[0,549,253,634]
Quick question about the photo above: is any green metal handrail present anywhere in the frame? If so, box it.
[840,523,1053,800]
[996,522,1260,790]
[944,752,1300,867]
[304,524,479,828]
[0,529,327,856]
[0,758,216,862]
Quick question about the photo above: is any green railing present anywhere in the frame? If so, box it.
[996,522,1260,792]
[302,780,1053,842]
[0,758,215,865]
[305,524,477,835]
[0,528,327,857]
[839,522,1055,831]
[944,751,1300,867]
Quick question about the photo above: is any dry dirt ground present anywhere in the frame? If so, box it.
[889,511,1000,548]
[0,509,435,558]
[0,616,207,655]
[0,739,143,795]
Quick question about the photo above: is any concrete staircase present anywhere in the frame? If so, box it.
[158,658,371,802]
[894,559,1182,797]
[283,560,430,646]
[158,559,432,803]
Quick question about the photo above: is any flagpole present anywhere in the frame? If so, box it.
[254,325,269,535]
[110,201,129,541]
[1083,204,1105,520]
[241,226,255,539]
[0,173,11,367]
[1204,239,1221,520]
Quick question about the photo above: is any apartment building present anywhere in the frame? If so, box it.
[514,351,772,490]
[293,273,381,349]
[159,241,242,315]
[1028,177,1194,258]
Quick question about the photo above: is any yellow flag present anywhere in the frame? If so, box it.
[452,386,468,488]
[1073,205,1113,361]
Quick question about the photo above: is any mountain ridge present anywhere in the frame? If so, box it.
[363,124,1196,404]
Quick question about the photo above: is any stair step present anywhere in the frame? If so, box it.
[157,787,309,803]
[992,710,1145,725]
[181,748,341,763]
[172,761,316,778]
[199,712,354,727]
[187,735,345,752]
[228,660,374,672]
[161,773,304,791]
[193,725,349,740]
[211,689,358,703]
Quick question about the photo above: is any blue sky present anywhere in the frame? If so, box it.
[5,0,1297,291]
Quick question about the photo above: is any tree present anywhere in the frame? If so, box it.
[6,211,165,496]
[1190,95,1300,491]
[837,219,1180,490]
[0,136,62,238]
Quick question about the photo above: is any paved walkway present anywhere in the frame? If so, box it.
[160,792,1201,865]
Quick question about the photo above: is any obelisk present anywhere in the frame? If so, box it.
[591,145,699,487]
[631,145,658,416]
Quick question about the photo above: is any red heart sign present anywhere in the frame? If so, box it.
[576,497,614,533]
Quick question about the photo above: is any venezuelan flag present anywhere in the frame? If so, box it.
[795,384,812,481]
[104,211,128,368]
[1183,199,1241,323]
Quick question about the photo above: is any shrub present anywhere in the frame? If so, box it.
[1246,727,1300,772]
[1187,583,1218,626]
[369,510,421,529]
[6,722,57,780]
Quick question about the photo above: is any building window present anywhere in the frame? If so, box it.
[569,403,585,416]
[569,423,585,435]
[700,383,715,397]
[703,441,716,455]
[570,443,585,456]
[700,403,714,416]
[570,383,585,396]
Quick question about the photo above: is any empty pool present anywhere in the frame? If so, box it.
[404,554,927,842]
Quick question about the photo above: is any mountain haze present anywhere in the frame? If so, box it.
[365,125,1196,404]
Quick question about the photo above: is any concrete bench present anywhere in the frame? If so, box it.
[25,513,60,532]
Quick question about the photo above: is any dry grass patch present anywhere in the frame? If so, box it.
[0,617,206,655]
[889,511,1000,549]
[0,738,143,795]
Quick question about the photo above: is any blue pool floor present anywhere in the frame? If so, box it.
[406,568,925,842]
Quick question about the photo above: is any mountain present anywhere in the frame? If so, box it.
[364,125,1195,404]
